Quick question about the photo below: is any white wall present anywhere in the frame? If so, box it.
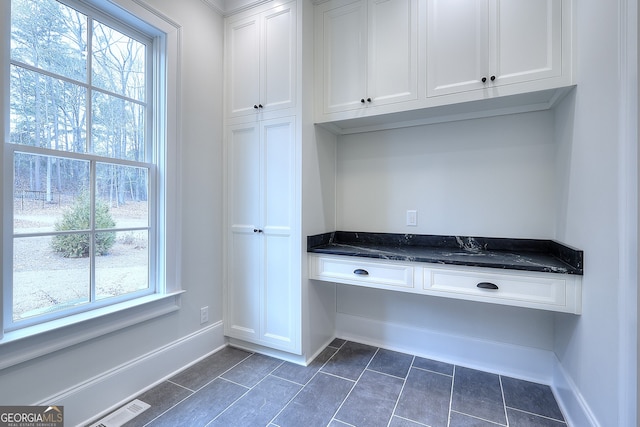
[553,0,637,425]
[337,111,558,238]
[0,0,226,425]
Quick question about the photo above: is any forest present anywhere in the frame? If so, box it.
[10,0,149,207]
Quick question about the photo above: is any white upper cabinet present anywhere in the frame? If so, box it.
[314,0,573,133]
[315,0,419,116]
[226,2,296,118]
[427,0,563,98]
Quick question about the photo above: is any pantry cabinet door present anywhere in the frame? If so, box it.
[260,117,298,351]
[426,0,490,97]
[226,123,261,341]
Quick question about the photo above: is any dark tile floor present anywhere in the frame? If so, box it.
[106,339,568,427]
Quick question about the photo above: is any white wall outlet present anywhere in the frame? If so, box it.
[406,210,417,226]
[200,306,209,324]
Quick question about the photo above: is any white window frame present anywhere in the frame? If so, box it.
[0,0,182,369]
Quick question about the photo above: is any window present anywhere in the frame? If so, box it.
[1,0,180,346]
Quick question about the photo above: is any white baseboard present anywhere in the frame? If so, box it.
[42,321,226,427]
[335,312,556,384]
[553,362,600,427]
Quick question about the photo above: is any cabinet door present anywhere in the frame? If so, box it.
[426,0,490,97]
[226,2,296,118]
[368,0,418,106]
[317,0,368,114]
[226,15,261,117]
[492,0,562,85]
[261,3,297,113]
[260,117,298,350]
[226,123,261,341]
[226,118,298,351]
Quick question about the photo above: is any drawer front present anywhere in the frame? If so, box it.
[312,256,414,289]
[426,268,567,308]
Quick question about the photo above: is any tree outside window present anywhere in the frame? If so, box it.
[6,0,155,329]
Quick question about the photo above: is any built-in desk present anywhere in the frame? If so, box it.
[307,232,583,314]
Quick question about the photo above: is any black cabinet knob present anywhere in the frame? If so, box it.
[253,104,259,109]
[253,228,263,233]
[361,98,365,104]
[490,75,496,81]
[258,104,263,108]
[481,77,487,83]
[353,269,369,276]
[367,98,372,103]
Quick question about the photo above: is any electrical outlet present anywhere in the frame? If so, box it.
[406,210,417,226]
[200,306,209,324]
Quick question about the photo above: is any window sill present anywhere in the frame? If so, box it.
[0,291,184,370]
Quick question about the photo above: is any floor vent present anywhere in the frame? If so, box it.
[89,399,151,427]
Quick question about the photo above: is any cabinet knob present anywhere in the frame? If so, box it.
[253,104,259,109]
[477,282,499,290]
[253,228,263,233]
[367,98,372,103]
[490,75,496,81]
[361,98,366,104]
[353,268,369,276]
[258,104,263,108]
[481,77,487,83]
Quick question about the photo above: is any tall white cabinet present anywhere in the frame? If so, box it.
[224,1,302,355]
[225,117,298,352]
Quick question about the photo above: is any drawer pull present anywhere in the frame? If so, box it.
[353,269,369,276]
[477,282,499,290]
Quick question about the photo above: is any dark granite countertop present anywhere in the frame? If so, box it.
[307,231,583,275]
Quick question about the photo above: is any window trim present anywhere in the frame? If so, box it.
[0,0,183,367]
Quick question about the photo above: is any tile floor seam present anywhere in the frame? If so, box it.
[165,379,196,393]
[365,366,408,381]
[386,355,415,427]
[395,415,431,426]
[176,348,255,394]
[328,346,380,426]
[449,409,507,426]
[206,357,288,427]
[447,364,456,427]
[202,377,255,427]
[213,376,252,390]
[266,344,345,427]
[499,374,509,426]
[140,386,199,427]
[411,364,454,378]
[506,406,568,424]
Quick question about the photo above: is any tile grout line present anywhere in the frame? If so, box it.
[143,350,255,427]
[204,357,286,427]
[328,345,381,425]
[499,375,509,426]
[505,407,568,425]
[447,364,456,427]
[449,409,506,426]
[386,355,415,427]
[266,341,347,426]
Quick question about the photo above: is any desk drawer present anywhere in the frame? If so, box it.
[311,255,414,289]
[426,268,567,308]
